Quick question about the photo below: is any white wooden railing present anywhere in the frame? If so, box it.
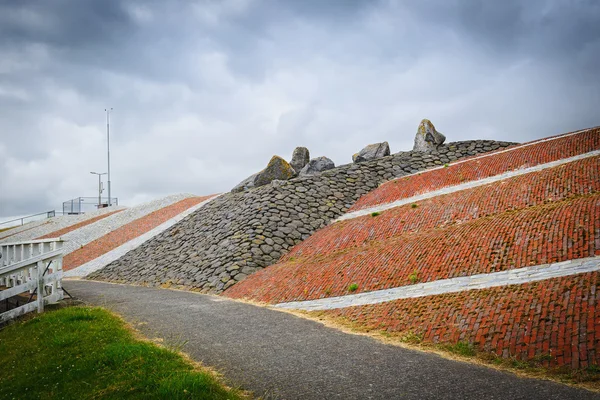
[0,238,65,323]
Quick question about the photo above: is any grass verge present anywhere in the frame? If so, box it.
[278,308,600,393]
[0,306,248,400]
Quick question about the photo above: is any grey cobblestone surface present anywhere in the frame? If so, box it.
[65,195,219,278]
[59,193,196,256]
[89,140,514,293]
[0,206,125,243]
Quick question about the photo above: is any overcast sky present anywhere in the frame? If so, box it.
[1,0,599,220]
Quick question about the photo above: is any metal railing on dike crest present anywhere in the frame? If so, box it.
[63,197,118,215]
[0,238,65,323]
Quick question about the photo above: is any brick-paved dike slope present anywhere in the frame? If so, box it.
[225,127,599,369]
[352,127,599,211]
[64,196,210,271]
[225,161,599,303]
[89,139,513,292]
[324,271,599,370]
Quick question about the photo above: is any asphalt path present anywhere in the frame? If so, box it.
[64,280,599,400]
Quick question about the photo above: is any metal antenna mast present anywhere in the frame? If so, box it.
[105,108,113,206]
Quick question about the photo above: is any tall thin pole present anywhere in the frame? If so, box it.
[105,108,113,207]
[90,172,107,208]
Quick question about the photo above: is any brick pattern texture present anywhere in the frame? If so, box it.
[281,156,599,262]
[351,127,599,211]
[225,193,599,303]
[320,272,599,370]
[224,128,600,369]
[63,196,210,271]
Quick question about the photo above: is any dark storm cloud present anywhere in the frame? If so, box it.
[0,0,133,49]
[409,0,600,73]
[0,0,599,219]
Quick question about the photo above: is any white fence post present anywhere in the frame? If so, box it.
[0,238,65,323]
[37,260,45,314]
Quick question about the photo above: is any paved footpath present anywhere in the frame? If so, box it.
[64,280,599,400]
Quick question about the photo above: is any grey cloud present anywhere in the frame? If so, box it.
[1,0,599,219]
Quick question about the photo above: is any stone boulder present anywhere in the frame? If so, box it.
[254,156,297,187]
[413,119,446,152]
[299,156,335,176]
[289,147,310,173]
[231,173,258,193]
[352,141,390,163]
[231,156,297,193]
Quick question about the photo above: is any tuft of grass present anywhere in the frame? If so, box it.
[408,270,419,284]
[443,163,449,168]
[370,211,381,217]
[348,283,359,292]
[410,203,418,209]
[400,331,424,344]
[442,341,477,357]
[0,306,247,400]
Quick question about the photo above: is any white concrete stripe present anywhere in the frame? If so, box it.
[64,194,220,278]
[336,150,600,222]
[273,256,600,311]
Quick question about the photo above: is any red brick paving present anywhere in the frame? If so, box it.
[351,127,599,211]
[36,209,123,240]
[63,196,214,271]
[320,271,599,370]
[223,127,600,370]
[282,156,599,262]
[225,193,599,303]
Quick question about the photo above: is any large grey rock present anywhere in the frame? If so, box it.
[232,156,297,193]
[290,147,310,172]
[254,156,297,187]
[413,119,446,152]
[299,157,335,176]
[231,173,258,193]
[353,142,390,163]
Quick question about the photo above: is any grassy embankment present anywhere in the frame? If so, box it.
[0,306,248,400]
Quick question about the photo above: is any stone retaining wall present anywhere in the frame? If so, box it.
[89,140,514,292]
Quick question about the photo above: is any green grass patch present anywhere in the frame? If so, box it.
[348,283,359,292]
[370,211,381,217]
[0,306,247,400]
[442,341,477,357]
[408,270,419,284]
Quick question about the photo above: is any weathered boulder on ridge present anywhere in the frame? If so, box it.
[414,119,446,152]
[353,142,390,163]
[290,147,310,172]
[232,156,297,193]
[254,156,297,187]
[299,156,335,176]
[231,173,258,193]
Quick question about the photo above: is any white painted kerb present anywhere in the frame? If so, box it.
[64,194,220,278]
[274,256,600,311]
[337,150,600,222]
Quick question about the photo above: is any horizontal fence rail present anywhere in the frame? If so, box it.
[0,238,65,323]
[0,211,56,228]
